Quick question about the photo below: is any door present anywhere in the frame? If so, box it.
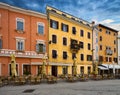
[52,66,57,77]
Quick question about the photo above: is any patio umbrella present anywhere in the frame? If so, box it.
[42,53,47,78]
[73,58,77,76]
[10,54,17,77]
[94,62,98,75]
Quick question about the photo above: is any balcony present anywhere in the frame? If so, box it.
[70,43,80,52]
[106,49,113,55]
[0,49,44,58]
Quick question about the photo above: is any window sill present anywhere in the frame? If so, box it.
[15,29,25,34]
[36,33,44,36]
[36,52,45,54]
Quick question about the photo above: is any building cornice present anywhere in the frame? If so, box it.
[0,2,47,19]
[47,6,92,30]
[49,11,92,30]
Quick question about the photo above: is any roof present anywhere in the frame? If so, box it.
[46,5,92,28]
[98,24,118,33]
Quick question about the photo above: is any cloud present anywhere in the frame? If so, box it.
[100,19,114,24]
[0,0,120,30]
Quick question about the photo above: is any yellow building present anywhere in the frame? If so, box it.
[97,24,118,74]
[47,6,93,76]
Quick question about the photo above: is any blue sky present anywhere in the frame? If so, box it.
[0,0,120,31]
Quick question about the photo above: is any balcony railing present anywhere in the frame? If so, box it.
[0,49,44,58]
[70,43,80,51]
[106,49,113,55]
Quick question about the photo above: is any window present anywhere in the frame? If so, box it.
[114,40,116,44]
[72,27,76,34]
[0,39,2,49]
[50,19,59,29]
[100,36,102,41]
[62,66,68,75]
[88,43,91,50]
[16,18,24,31]
[63,51,67,59]
[61,23,68,32]
[114,48,116,53]
[79,41,84,48]
[114,58,117,63]
[88,67,91,75]
[36,43,46,53]
[88,32,90,39]
[63,37,67,45]
[109,57,112,62]
[37,22,44,35]
[99,29,102,32]
[96,38,98,43]
[87,55,92,61]
[16,39,25,51]
[106,30,110,34]
[80,66,84,74]
[72,53,76,59]
[106,57,108,62]
[99,56,103,62]
[52,35,57,43]
[80,30,84,37]
[52,50,57,58]
[80,54,84,61]
[100,45,102,50]
[23,65,31,75]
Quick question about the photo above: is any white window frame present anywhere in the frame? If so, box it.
[16,37,25,51]
[16,17,25,31]
[22,63,30,75]
[37,22,44,35]
[36,40,46,53]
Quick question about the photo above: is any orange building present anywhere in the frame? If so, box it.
[0,3,48,76]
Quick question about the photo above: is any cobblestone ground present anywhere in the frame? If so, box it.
[0,79,120,95]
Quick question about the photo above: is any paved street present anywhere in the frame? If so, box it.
[0,79,120,95]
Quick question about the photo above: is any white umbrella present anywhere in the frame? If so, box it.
[10,54,17,77]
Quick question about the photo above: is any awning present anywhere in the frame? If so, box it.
[98,66,108,70]
[100,64,120,69]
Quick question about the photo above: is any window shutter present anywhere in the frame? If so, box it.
[57,21,59,29]
[50,19,52,28]
[67,25,69,32]
[43,44,46,53]
[0,39,2,49]
[36,44,39,52]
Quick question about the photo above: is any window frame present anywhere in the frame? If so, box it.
[52,50,57,59]
[80,29,84,37]
[16,18,24,31]
[50,19,59,29]
[63,37,67,46]
[37,22,44,35]
[52,35,57,44]
[36,40,46,53]
[61,23,68,32]
[16,38,25,51]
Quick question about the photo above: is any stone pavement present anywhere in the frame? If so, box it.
[0,79,120,95]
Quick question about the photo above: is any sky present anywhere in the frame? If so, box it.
[0,0,120,31]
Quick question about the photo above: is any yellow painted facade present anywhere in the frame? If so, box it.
[98,24,118,64]
[47,6,93,76]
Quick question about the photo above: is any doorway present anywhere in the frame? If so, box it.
[52,66,57,77]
